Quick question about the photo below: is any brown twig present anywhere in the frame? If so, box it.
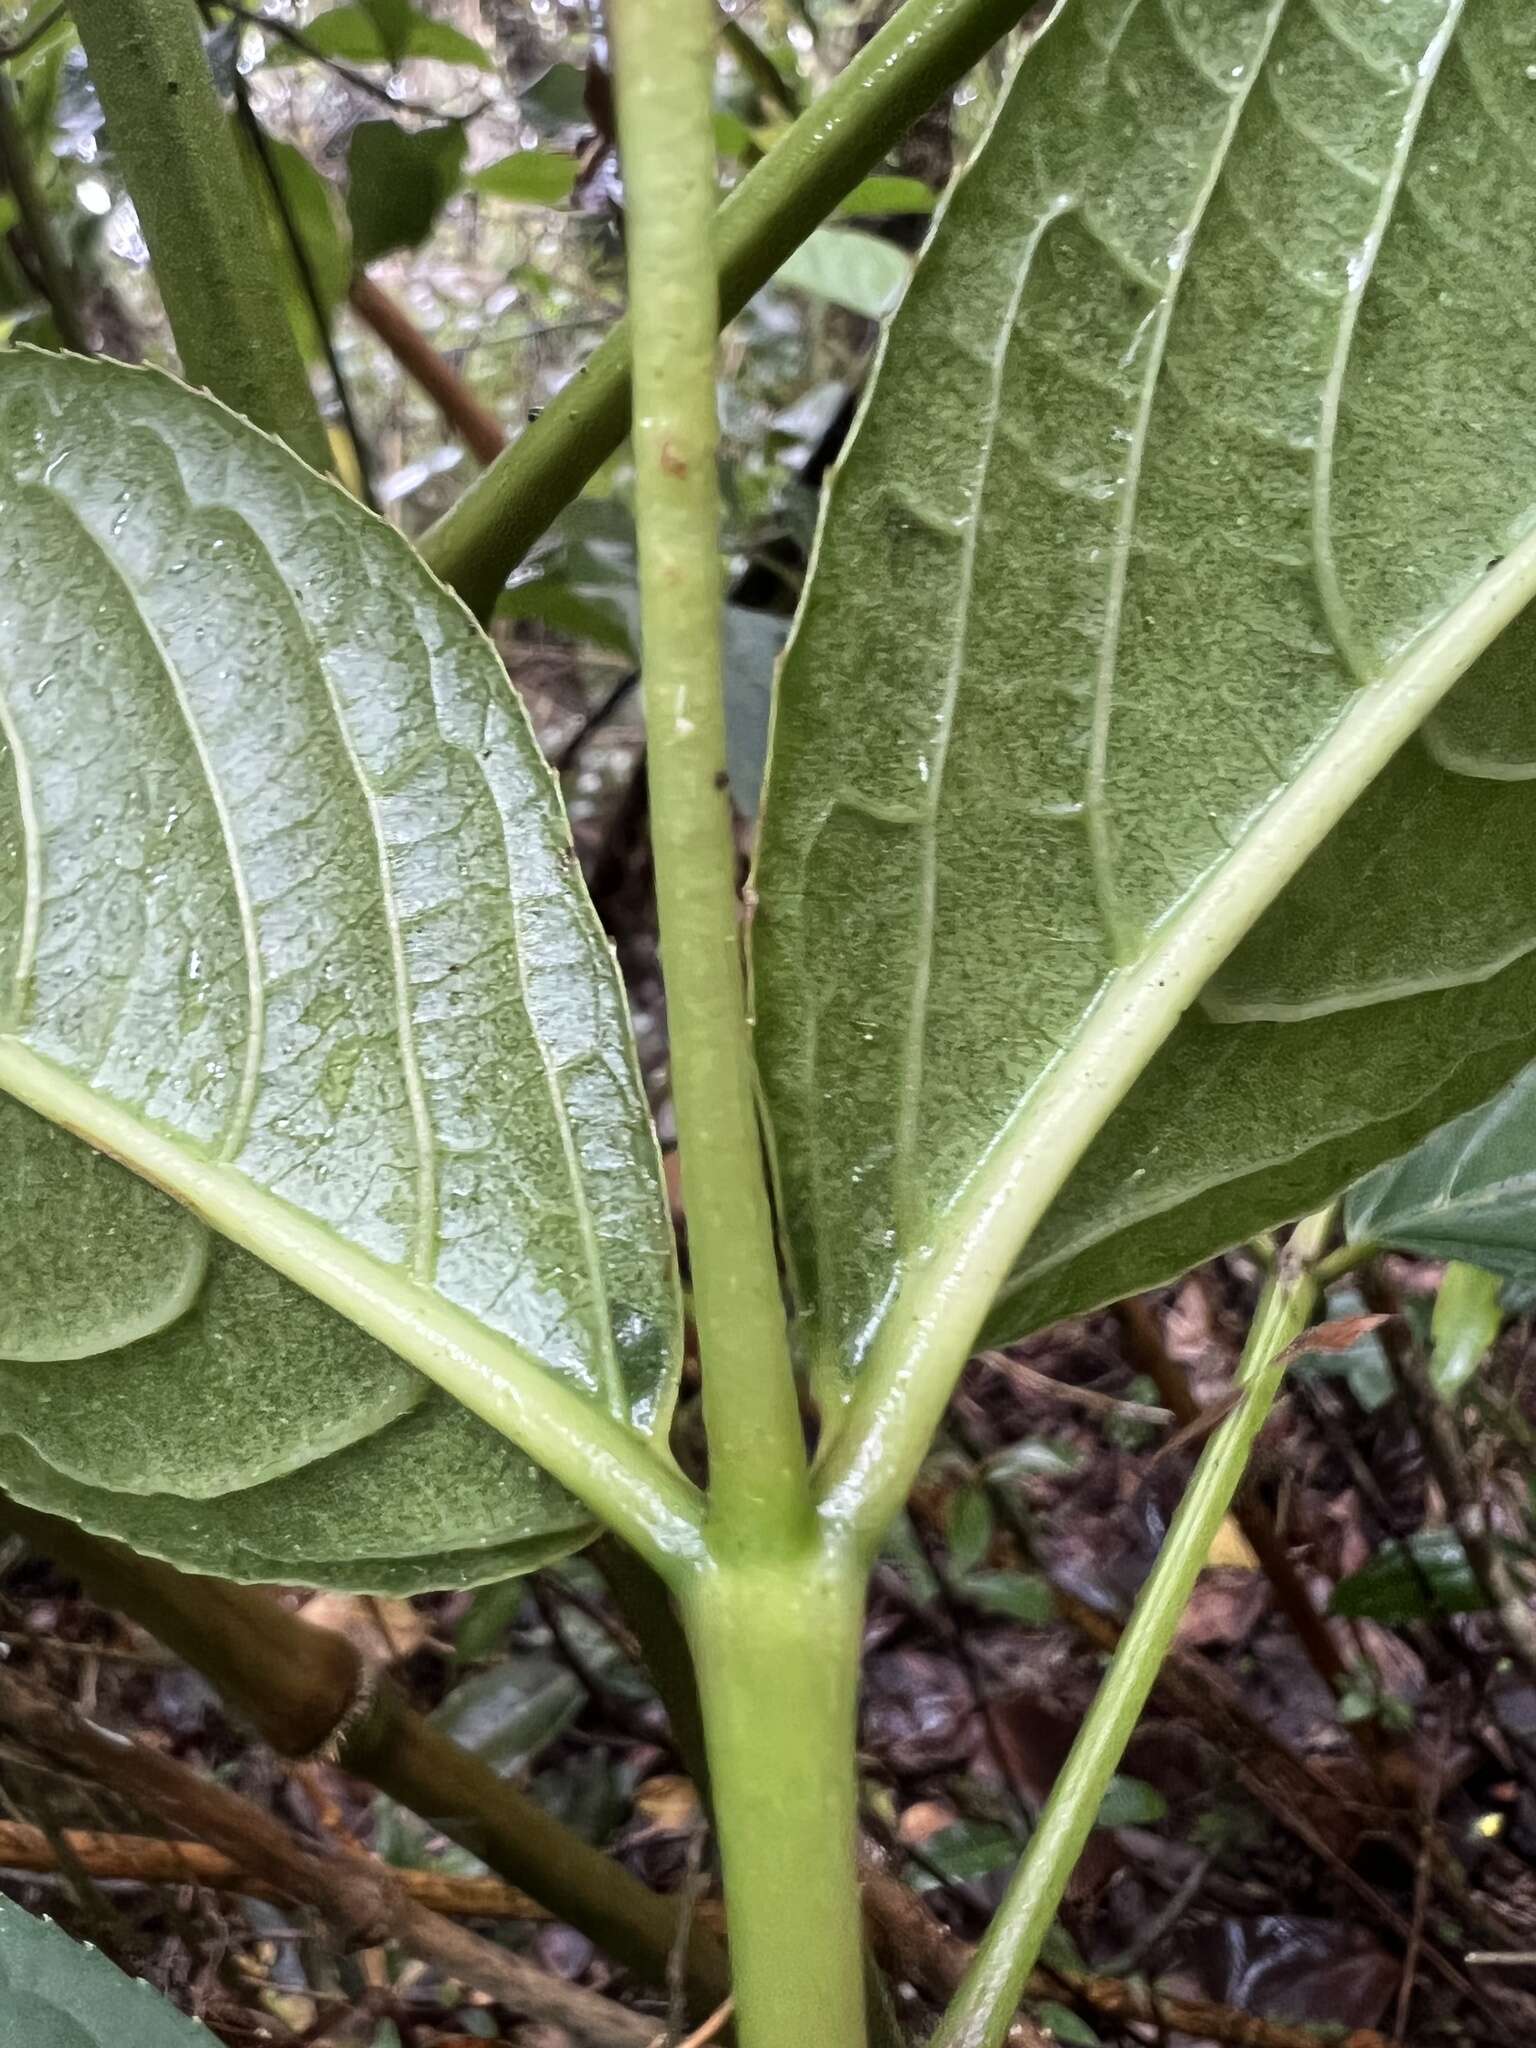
[0,1818,548,1919]
[979,1347,1173,1426]
[0,1665,652,2048]
[349,271,508,464]
[0,1497,732,2017]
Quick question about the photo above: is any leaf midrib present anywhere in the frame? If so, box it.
[0,1035,706,1563]
[816,529,1536,1521]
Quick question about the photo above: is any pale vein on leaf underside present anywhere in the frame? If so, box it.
[0,693,40,1037]
[463,728,627,1419]
[1085,0,1288,960]
[890,201,1061,1254]
[1311,0,1465,683]
[297,564,441,1287]
[30,479,268,1162]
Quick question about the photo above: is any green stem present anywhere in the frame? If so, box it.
[610,0,809,1556]
[1311,1236,1377,1288]
[928,1207,1336,2048]
[0,70,89,353]
[720,10,801,117]
[421,0,1035,616]
[69,0,331,471]
[683,1554,868,2048]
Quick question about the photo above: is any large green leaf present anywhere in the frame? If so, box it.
[754,0,1536,1409]
[1346,1062,1536,1285]
[0,1896,209,2046]
[0,351,681,1588]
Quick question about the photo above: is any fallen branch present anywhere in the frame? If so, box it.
[0,1819,546,1920]
[0,1666,653,2048]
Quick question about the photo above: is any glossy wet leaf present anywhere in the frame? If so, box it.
[0,1896,209,2046]
[1329,1528,1486,1624]
[0,353,679,1588]
[1347,1062,1536,1286]
[430,1652,586,1777]
[755,1,1536,1399]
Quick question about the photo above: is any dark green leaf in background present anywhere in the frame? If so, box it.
[346,121,466,268]
[0,1896,209,2046]
[1330,1529,1487,1624]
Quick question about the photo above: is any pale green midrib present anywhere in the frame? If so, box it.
[1311,2,1464,680]
[1085,0,1286,954]
[815,528,1536,1529]
[0,1037,708,1570]
[21,479,268,1160]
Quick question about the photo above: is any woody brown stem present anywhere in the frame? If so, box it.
[0,1498,731,2014]
[349,271,507,465]
[0,1663,652,2048]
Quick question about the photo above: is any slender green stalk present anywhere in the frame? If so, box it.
[683,1556,869,2048]
[0,70,89,353]
[0,81,85,355]
[928,1207,1336,2048]
[719,9,801,116]
[69,0,331,471]
[421,0,1037,616]
[610,0,809,1556]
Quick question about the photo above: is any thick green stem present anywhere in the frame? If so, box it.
[421,0,1036,616]
[69,0,331,470]
[0,70,90,354]
[611,0,809,1555]
[928,1208,1336,2048]
[683,1554,868,2048]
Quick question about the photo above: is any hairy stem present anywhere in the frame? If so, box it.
[0,70,89,353]
[69,0,331,470]
[929,1208,1336,2048]
[421,0,1038,616]
[611,0,809,1553]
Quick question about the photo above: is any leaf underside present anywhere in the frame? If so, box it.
[753,0,1536,1395]
[0,353,678,1590]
